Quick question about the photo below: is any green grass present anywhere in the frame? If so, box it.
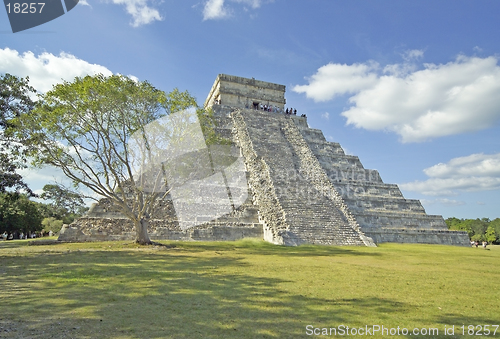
[0,239,498,338]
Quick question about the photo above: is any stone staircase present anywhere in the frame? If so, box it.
[231,108,374,246]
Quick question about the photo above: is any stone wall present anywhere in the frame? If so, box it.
[366,229,470,246]
[205,74,286,110]
[59,217,262,242]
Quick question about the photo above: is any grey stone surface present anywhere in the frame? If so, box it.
[60,75,469,247]
[205,74,286,111]
[231,109,374,246]
[292,118,469,247]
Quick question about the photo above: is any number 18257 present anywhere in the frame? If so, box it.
[6,3,45,13]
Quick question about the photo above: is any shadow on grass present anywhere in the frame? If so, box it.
[1,242,496,339]
[159,238,383,258]
[0,239,32,249]
[0,247,389,339]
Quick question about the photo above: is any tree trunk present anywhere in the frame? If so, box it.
[135,218,152,245]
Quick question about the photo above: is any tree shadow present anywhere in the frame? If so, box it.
[0,247,390,338]
[157,239,383,258]
[0,244,495,339]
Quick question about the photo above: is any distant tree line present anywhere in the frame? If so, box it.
[1,73,88,239]
[445,217,499,244]
[0,185,88,239]
[1,72,220,244]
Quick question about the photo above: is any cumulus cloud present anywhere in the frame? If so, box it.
[293,52,500,142]
[400,153,500,196]
[321,112,330,120]
[109,0,162,26]
[203,0,228,20]
[294,62,379,101]
[0,48,113,93]
[202,0,271,20]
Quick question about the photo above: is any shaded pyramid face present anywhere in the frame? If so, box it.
[4,0,79,33]
[127,108,249,230]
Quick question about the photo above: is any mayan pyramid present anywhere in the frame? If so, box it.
[59,74,470,246]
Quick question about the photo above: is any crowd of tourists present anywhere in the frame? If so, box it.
[213,98,307,117]
[1,230,53,240]
[246,103,307,118]
[471,240,489,249]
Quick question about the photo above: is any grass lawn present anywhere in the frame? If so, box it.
[0,238,498,338]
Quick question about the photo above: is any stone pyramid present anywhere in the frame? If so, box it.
[59,74,470,246]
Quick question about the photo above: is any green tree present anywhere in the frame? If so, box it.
[485,225,497,244]
[18,74,203,245]
[471,233,484,242]
[446,218,473,238]
[469,218,489,240]
[41,217,64,235]
[40,183,87,219]
[0,192,43,235]
[0,73,36,195]
[34,199,88,225]
[490,218,500,240]
[445,217,463,229]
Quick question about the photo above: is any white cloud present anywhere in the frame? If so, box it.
[294,62,379,101]
[110,0,162,27]
[203,0,228,20]
[423,153,500,178]
[233,0,266,9]
[294,53,500,142]
[18,166,71,189]
[400,153,500,196]
[202,0,271,20]
[77,0,160,25]
[321,112,329,120]
[127,75,140,82]
[402,49,424,61]
[20,165,99,205]
[0,48,113,93]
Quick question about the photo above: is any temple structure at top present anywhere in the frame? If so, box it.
[204,74,286,111]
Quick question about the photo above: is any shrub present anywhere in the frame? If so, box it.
[41,217,64,234]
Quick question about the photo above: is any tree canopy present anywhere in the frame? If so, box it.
[445,217,499,244]
[18,74,205,244]
[0,192,43,235]
[41,184,86,214]
[0,73,36,195]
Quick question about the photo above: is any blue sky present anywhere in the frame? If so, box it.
[1,0,500,219]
